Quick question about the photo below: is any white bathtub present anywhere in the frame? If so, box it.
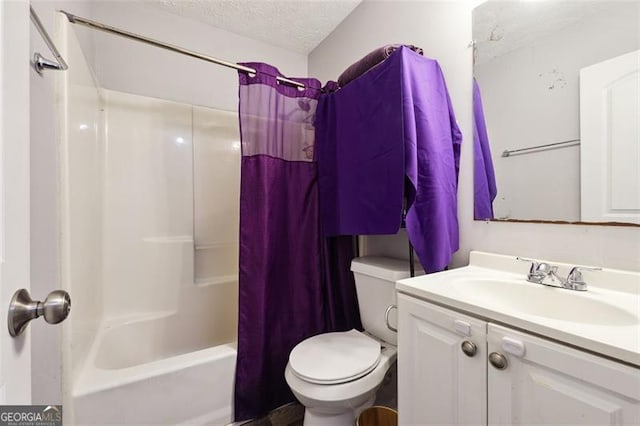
[73,279,238,425]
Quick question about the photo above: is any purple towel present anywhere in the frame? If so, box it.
[473,79,497,220]
[337,44,424,88]
[317,47,462,273]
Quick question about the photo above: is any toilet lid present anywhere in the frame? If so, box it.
[289,329,381,385]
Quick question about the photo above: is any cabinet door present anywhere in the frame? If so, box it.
[488,324,640,425]
[398,294,487,425]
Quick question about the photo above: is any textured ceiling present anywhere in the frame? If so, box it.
[473,1,636,65]
[141,0,361,54]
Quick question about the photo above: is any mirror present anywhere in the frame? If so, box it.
[472,0,640,225]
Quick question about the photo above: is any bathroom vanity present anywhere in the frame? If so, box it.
[396,252,640,425]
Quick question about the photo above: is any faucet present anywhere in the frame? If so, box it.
[516,257,601,291]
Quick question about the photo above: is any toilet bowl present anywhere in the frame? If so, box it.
[285,331,396,425]
[284,257,421,425]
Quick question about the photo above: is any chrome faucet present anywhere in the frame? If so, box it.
[516,257,601,291]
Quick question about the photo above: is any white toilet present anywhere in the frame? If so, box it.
[285,256,421,425]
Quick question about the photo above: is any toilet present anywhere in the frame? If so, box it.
[285,256,422,425]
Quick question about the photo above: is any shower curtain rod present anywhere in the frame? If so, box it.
[501,138,580,158]
[59,10,309,90]
[32,6,69,73]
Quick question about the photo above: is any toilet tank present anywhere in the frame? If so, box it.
[351,257,424,345]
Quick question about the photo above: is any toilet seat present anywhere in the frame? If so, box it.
[289,329,381,385]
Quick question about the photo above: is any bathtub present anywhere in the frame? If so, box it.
[73,279,238,425]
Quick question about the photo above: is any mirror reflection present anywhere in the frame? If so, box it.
[473,0,640,225]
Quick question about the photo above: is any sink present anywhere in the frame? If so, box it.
[396,251,640,366]
[451,278,638,326]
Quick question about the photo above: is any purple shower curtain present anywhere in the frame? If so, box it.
[234,63,361,422]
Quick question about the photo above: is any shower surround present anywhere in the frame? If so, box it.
[59,19,240,424]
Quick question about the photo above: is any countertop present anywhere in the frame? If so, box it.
[396,251,640,367]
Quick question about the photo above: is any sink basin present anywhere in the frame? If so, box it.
[451,278,638,326]
[396,252,640,366]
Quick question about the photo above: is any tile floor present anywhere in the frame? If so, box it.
[243,403,304,426]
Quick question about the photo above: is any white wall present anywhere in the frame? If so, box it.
[309,0,640,272]
[475,4,639,221]
[89,1,308,111]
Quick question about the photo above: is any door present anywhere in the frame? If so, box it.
[397,294,487,425]
[0,0,32,403]
[488,324,640,425]
[580,49,640,224]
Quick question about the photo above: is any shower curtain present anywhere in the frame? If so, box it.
[234,63,361,421]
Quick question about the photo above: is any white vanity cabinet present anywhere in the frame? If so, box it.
[397,293,487,425]
[398,293,640,425]
[488,324,640,425]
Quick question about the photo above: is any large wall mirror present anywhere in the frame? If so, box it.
[472,0,639,225]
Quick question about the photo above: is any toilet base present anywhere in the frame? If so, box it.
[302,396,374,426]
[284,340,397,426]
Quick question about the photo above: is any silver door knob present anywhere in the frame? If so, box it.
[8,289,71,337]
[461,340,477,357]
[488,352,508,370]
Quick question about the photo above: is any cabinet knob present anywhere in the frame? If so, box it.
[461,340,477,357]
[489,352,508,370]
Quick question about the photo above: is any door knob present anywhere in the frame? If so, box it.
[488,352,508,370]
[8,289,71,337]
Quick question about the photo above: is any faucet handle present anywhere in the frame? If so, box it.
[535,262,557,275]
[516,257,539,272]
[517,257,551,283]
[565,266,602,291]
[517,257,557,272]
[517,257,557,274]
